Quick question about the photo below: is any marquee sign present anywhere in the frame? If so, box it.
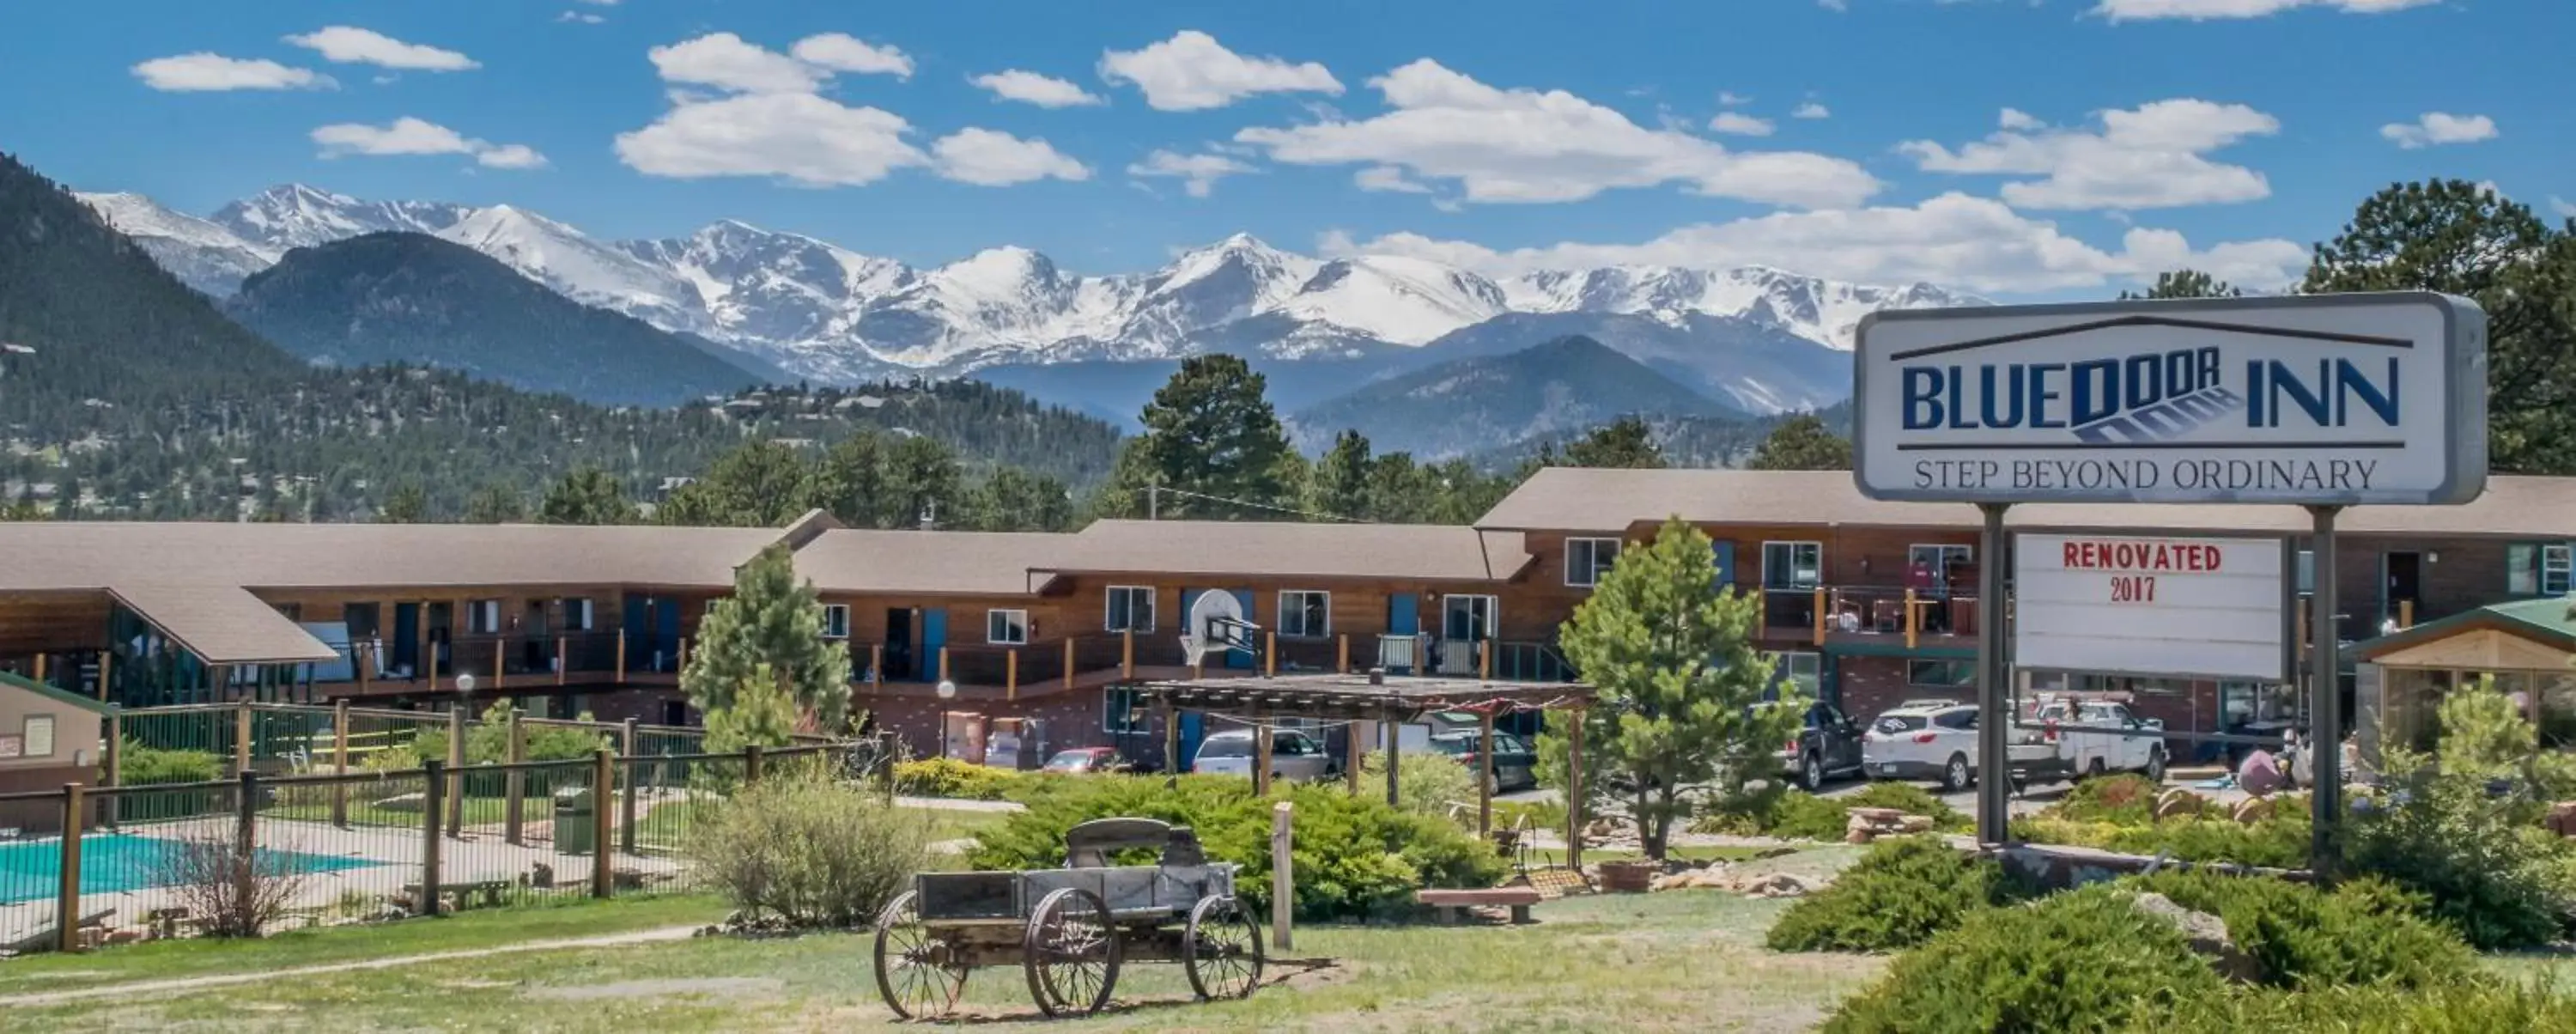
[2014,533,2287,682]
[1851,293,2488,506]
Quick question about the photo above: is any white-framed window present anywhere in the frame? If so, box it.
[987,609,1029,645]
[1105,586,1155,631]
[1443,594,1498,641]
[1762,541,1823,591]
[465,599,501,635]
[1103,687,1147,734]
[1565,538,1621,587]
[1769,651,1822,697]
[560,598,596,631]
[23,715,54,758]
[1278,591,1329,637]
[821,604,852,639]
[2506,544,2573,595]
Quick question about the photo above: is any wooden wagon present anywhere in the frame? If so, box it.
[871,817,1266,1019]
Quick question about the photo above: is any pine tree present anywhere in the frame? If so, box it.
[1550,518,1804,859]
[884,435,963,528]
[464,482,526,524]
[683,544,852,727]
[702,662,802,752]
[2120,269,2243,300]
[964,466,1073,532]
[1311,430,1374,520]
[378,482,428,523]
[1106,355,1296,520]
[538,468,635,525]
[1744,414,1854,471]
[1560,416,1666,469]
[812,432,892,527]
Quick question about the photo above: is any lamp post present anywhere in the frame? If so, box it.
[935,679,957,760]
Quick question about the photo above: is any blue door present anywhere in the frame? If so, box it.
[392,603,421,674]
[1388,593,1420,674]
[621,596,647,670]
[922,607,948,672]
[1712,541,1736,592]
[1227,589,1255,669]
[654,599,682,672]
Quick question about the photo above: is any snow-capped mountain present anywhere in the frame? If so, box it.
[76,192,280,296]
[82,182,1986,411]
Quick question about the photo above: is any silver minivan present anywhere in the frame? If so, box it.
[1192,728,1337,782]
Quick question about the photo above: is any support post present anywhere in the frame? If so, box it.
[1264,631,1276,678]
[102,718,123,830]
[1121,630,1134,678]
[556,636,568,686]
[331,699,350,827]
[745,744,763,784]
[1346,720,1365,795]
[1383,709,1402,809]
[1975,502,2013,846]
[1337,634,1349,674]
[1476,709,1494,837]
[355,642,369,696]
[97,649,112,702]
[615,629,628,683]
[421,759,444,915]
[938,647,950,684]
[1159,698,1180,787]
[57,783,83,952]
[233,699,252,777]
[1252,711,1273,797]
[2398,598,2413,630]
[1479,640,1491,682]
[1813,587,1827,645]
[33,653,46,685]
[592,749,614,898]
[1905,587,1919,649]
[619,718,639,855]
[870,642,883,683]
[504,708,526,846]
[1270,801,1293,952]
[493,639,505,692]
[2308,505,2344,874]
[1006,649,1018,701]
[1567,705,1587,873]
[234,769,258,922]
[445,704,465,837]
[1062,638,1075,691]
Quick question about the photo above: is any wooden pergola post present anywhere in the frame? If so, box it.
[1158,696,1180,787]
[1383,707,1402,809]
[1476,708,1495,837]
[1252,709,1273,797]
[1346,720,1365,795]
[1567,705,1587,872]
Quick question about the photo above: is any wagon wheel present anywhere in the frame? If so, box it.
[1183,895,1265,1001]
[873,891,967,1019]
[1023,888,1121,1018]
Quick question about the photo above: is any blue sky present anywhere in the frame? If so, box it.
[3,0,2566,297]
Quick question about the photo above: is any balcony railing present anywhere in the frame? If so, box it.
[1760,585,1980,646]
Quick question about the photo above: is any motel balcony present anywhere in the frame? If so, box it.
[1762,584,1983,648]
[841,629,1580,703]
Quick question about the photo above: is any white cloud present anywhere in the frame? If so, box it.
[969,70,1105,108]
[1354,165,1431,194]
[2551,196,2576,219]
[1321,192,2310,295]
[2379,112,2498,149]
[1899,100,2276,210]
[311,117,546,169]
[1236,59,1879,208]
[790,33,913,80]
[1127,149,1256,198]
[283,27,477,71]
[2095,0,2437,21]
[616,91,928,186]
[930,129,1088,186]
[1793,101,1831,119]
[1718,91,1753,106]
[559,11,606,24]
[131,53,333,92]
[1098,30,1342,112]
[647,33,824,94]
[1708,112,1776,137]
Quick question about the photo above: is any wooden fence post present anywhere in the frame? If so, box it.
[1251,711,1273,796]
[1270,801,1293,952]
[1264,632,1276,678]
[618,718,639,855]
[331,699,350,827]
[234,770,258,922]
[1159,699,1180,787]
[504,709,526,846]
[96,650,112,702]
[233,700,252,777]
[57,783,83,952]
[1346,721,1364,795]
[445,704,465,837]
[592,749,614,899]
[745,744,764,785]
[102,718,122,830]
[1384,715,1401,809]
[421,759,444,915]
[1479,640,1491,682]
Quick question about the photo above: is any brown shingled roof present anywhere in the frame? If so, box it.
[1043,520,1531,582]
[793,529,1075,595]
[109,583,341,665]
[0,523,785,592]
[1476,468,2576,538]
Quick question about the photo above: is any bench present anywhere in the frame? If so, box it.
[1416,887,1543,926]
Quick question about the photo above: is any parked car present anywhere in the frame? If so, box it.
[1192,728,1338,782]
[1427,730,1539,794]
[1861,700,2058,792]
[1041,747,1133,775]
[2026,697,2168,782]
[1765,701,1866,791]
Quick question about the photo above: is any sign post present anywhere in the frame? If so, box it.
[1853,293,2488,872]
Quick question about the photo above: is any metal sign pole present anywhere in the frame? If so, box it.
[2307,505,2344,874]
[1976,502,2013,845]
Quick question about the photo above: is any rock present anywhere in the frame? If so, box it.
[1849,806,1907,822]
[2155,788,2205,821]
[103,926,146,946]
[1751,845,1799,861]
[1894,814,1936,834]
[2230,797,2275,824]
[1737,873,1820,898]
[2129,892,2263,983]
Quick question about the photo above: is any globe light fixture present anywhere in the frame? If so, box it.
[935,679,957,700]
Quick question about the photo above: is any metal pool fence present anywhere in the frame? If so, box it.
[0,739,898,954]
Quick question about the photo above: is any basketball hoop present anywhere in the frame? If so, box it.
[1180,593,1261,665]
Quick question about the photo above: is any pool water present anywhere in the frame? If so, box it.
[0,836,381,903]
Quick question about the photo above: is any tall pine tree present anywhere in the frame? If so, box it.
[1744,414,1853,471]
[1105,355,1295,520]
[683,544,853,729]
[538,468,635,525]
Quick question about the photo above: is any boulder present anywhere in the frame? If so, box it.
[2154,788,2206,821]
[2129,892,2263,983]
[1893,814,1936,834]
[1849,806,1908,823]
[103,926,147,946]
[2230,797,2276,824]
[1844,816,1876,844]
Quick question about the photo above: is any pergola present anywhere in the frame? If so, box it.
[1134,669,1599,867]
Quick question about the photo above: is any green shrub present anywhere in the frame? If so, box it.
[1698,783,1968,841]
[1823,885,2227,1034]
[2346,769,2576,950]
[893,757,1039,801]
[1358,748,1477,821]
[2146,980,2576,1033]
[2011,804,2312,870]
[967,775,1505,921]
[1768,836,2015,952]
[2125,870,2473,990]
[683,766,928,928]
[2050,774,2161,824]
[119,740,222,784]
[412,703,611,766]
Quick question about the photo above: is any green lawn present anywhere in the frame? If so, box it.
[632,800,1006,852]
[0,891,1870,1031]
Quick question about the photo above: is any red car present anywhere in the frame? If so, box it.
[1041,747,1132,775]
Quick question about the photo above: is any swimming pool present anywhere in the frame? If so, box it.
[0,835,381,903]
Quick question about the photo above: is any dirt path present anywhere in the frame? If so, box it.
[0,924,705,1008]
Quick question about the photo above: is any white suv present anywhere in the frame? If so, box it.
[1862,701,2059,792]
[1192,728,1337,782]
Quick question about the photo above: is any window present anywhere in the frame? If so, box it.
[1907,660,1977,689]
[465,599,501,635]
[1762,541,1823,591]
[2552,545,2573,596]
[1932,709,1978,731]
[23,715,53,758]
[821,604,852,639]
[560,598,595,632]
[1105,586,1156,632]
[1769,651,1821,696]
[2296,550,2315,596]
[987,609,1028,645]
[1103,687,1146,734]
[1443,594,1498,641]
[705,598,724,615]
[1565,538,1620,587]
[1278,591,1329,637]
[1906,544,1972,587]
[2508,544,2573,595]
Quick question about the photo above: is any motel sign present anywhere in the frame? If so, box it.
[1852,293,2487,506]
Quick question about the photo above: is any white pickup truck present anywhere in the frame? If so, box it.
[2014,697,2169,785]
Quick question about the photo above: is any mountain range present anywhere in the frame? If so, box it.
[1287,336,1746,459]
[82,184,1984,420]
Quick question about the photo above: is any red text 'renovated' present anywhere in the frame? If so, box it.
[2060,540,2224,573]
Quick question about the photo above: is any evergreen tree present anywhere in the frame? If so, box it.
[657,441,815,527]
[378,482,428,523]
[1560,416,1667,469]
[1549,518,1804,859]
[464,482,526,524]
[964,465,1074,532]
[2121,269,2243,300]
[702,662,802,752]
[884,435,963,528]
[683,544,852,727]
[1106,355,1296,520]
[811,432,892,527]
[1311,430,1375,520]
[1745,414,1854,471]
[538,468,635,525]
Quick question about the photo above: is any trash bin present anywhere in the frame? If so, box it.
[555,787,596,855]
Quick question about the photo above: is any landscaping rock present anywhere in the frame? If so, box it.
[103,926,146,946]
[2154,788,2206,821]
[1843,808,1935,844]
[2129,892,2263,983]
[2230,797,2275,824]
